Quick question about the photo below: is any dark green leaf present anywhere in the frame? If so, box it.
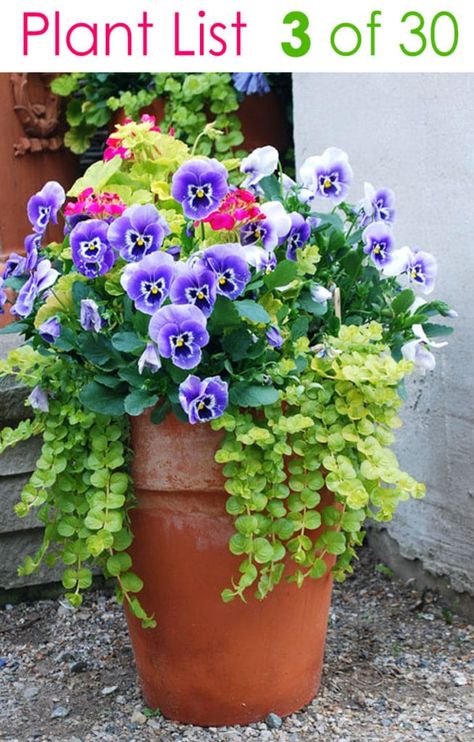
[391,289,416,315]
[79,381,126,416]
[124,390,158,416]
[258,175,282,202]
[263,260,298,290]
[291,316,309,341]
[0,321,28,335]
[423,323,454,338]
[299,291,328,317]
[235,300,270,325]
[229,383,279,408]
[221,329,254,361]
[151,398,171,424]
[208,296,241,330]
[111,331,145,353]
[310,211,344,231]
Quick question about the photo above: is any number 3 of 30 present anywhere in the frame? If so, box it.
[282,10,459,58]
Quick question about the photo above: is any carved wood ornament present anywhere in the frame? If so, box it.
[10,73,64,157]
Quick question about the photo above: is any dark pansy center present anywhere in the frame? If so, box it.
[81,238,102,258]
[372,240,387,256]
[217,268,237,295]
[126,230,153,258]
[288,230,303,249]
[171,331,193,358]
[142,277,166,305]
[186,284,211,310]
[241,222,267,246]
[188,183,213,210]
[411,264,424,282]
[38,205,52,228]
[319,172,339,195]
[195,394,216,421]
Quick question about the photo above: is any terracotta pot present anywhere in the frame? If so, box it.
[127,410,335,726]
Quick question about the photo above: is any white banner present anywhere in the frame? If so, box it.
[0,0,472,72]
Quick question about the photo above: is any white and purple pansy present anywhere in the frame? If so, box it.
[171,158,228,220]
[138,343,162,374]
[362,221,395,268]
[2,253,27,279]
[38,316,61,344]
[240,145,279,189]
[0,278,6,313]
[384,246,438,294]
[11,259,59,318]
[285,213,311,261]
[170,263,217,317]
[70,220,116,278]
[24,234,41,271]
[299,147,353,205]
[108,204,170,262]
[149,304,209,370]
[240,219,277,251]
[359,182,395,226]
[121,251,175,315]
[266,325,284,349]
[27,181,65,234]
[201,244,251,300]
[178,374,228,424]
[27,386,49,413]
[80,299,104,332]
[402,324,448,372]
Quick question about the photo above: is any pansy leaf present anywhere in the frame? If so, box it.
[235,300,270,325]
[79,381,126,417]
[422,323,454,338]
[221,329,253,361]
[310,211,344,231]
[151,398,171,425]
[124,390,159,417]
[230,383,279,408]
[0,322,28,336]
[111,331,145,353]
[263,260,298,290]
[208,296,241,330]
[77,335,116,366]
[391,289,415,315]
[258,175,282,202]
[298,291,328,317]
[291,316,309,341]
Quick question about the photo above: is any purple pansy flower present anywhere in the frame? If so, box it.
[0,278,6,313]
[149,304,209,370]
[240,146,279,189]
[138,343,162,374]
[70,220,116,278]
[201,244,251,300]
[299,147,353,205]
[266,325,284,349]
[240,219,277,251]
[405,249,437,294]
[108,204,170,262]
[28,386,49,413]
[359,183,395,227]
[171,159,228,220]
[121,251,175,315]
[402,325,447,372]
[362,222,395,268]
[286,213,311,261]
[2,253,26,279]
[170,264,217,317]
[232,73,270,96]
[179,374,228,424]
[27,181,65,234]
[24,234,42,271]
[38,316,61,343]
[12,260,59,318]
[80,299,104,332]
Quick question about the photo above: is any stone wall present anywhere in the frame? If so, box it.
[293,73,474,611]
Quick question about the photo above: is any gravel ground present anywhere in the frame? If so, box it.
[0,547,472,742]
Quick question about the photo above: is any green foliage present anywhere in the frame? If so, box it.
[212,323,425,602]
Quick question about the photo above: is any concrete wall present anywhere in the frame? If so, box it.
[293,74,474,606]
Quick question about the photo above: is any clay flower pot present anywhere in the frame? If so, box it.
[126,410,335,726]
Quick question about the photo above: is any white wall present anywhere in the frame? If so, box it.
[293,74,474,596]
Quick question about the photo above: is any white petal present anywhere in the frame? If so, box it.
[260,201,291,238]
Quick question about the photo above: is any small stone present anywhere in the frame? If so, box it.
[50,705,70,719]
[266,712,283,729]
[115,695,127,705]
[101,685,118,695]
[70,660,87,674]
[131,709,148,725]
[452,672,468,686]
[23,685,40,701]
[148,719,161,731]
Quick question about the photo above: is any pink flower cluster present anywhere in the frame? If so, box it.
[103,114,172,162]
[64,188,127,220]
[202,189,263,231]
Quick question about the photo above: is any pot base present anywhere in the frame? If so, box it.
[127,412,333,727]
